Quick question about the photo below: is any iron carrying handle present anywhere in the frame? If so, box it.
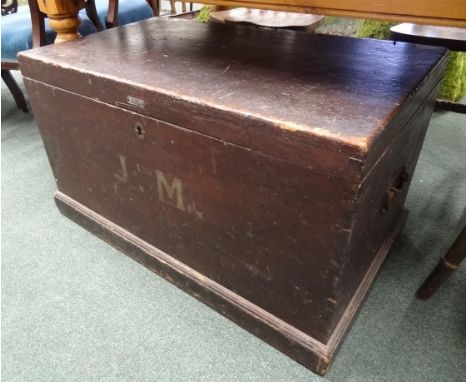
[383,169,409,212]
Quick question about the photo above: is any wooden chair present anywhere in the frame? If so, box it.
[1,0,103,112]
[164,0,191,16]
[103,0,157,29]
[1,0,156,112]
[2,0,37,112]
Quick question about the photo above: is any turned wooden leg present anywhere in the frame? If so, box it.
[85,0,104,31]
[147,0,160,16]
[105,0,119,28]
[1,70,28,113]
[36,0,85,43]
[416,227,466,300]
[170,0,177,15]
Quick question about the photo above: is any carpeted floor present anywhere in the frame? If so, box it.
[1,74,466,381]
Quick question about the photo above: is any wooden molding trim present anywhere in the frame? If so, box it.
[54,190,406,375]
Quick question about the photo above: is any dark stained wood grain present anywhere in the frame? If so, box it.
[20,19,447,375]
[19,19,447,182]
[334,83,440,321]
[25,78,354,343]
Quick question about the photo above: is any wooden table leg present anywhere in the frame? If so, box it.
[416,226,466,300]
[36,0,86,43]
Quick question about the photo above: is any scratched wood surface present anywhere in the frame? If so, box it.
[20,20,447,375]
[19,20,447,180]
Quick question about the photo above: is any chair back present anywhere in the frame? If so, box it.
[27,0,47,48]
[1,0,18,16]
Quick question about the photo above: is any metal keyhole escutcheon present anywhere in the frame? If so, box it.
[135,122,146,141]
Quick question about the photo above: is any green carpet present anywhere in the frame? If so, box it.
[2,74,466,381]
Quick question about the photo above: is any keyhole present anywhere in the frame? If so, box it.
[134,122,146,141]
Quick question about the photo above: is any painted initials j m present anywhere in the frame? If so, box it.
[156,170,185,212]
[114,154,203,220]
[115,154,128,183]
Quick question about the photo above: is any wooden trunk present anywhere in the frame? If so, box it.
[19,19,447,375]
